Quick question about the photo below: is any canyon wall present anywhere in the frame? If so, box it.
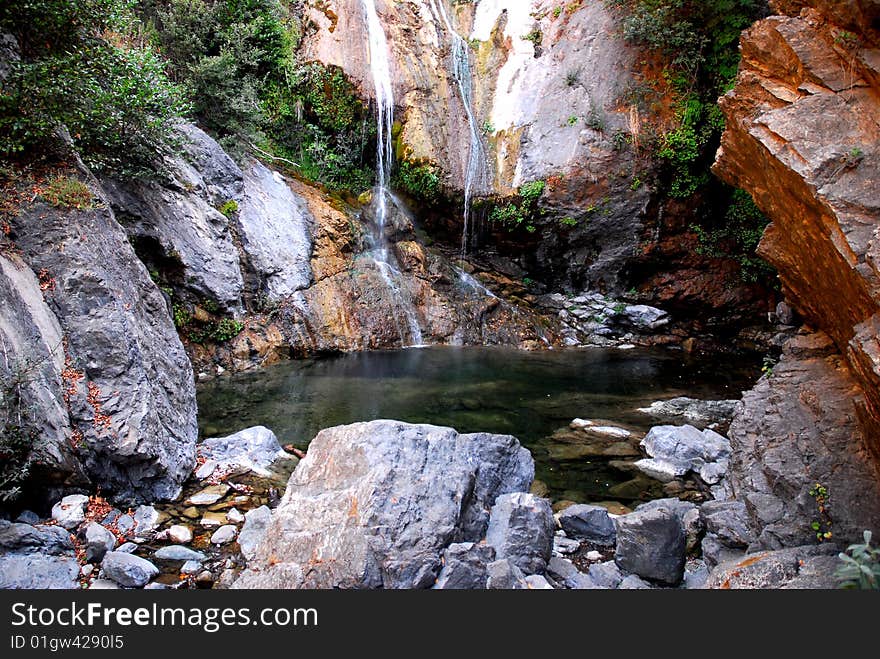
[714,0,880,545]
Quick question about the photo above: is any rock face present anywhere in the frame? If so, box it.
[726,333,880,549]
[234,420,534,589]
[714,0,880,462]
[8,171,198,503]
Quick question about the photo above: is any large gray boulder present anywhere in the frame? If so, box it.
[557,504,617,546]
[237,161,314,300]
[635,498,702,553]
[433,543,496,590]
[0,555,80,589]
[486,492,554,575]
[0,520,72,555]
[485,559,529,590]
[615,508,687,586]
[636,424,730,484]
[101,124,245,313]
[10,182,198,503]
[234,421,533,589]
[706,545,840,589]
[198,426,289,478]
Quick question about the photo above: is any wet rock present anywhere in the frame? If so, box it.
[557,504,617,547]
[434,543,495,590]
[101,551,159,588]
[637,397,738,429]
[210,525,237,545]
[198,426,288,478]
[51,494,89,530]
[486,492,554,574]
[615,508,686,586]
[238,506,271,562]
[234,421,533,589]
[0,555,80,589]
[636,424,730,484]
[486,559,529,590]
[154,546,207,562]
[700,500,753,549]
[181,507,201,520]
[81,522,117,563]
[181,560,202,575]
[525,574,555,590]
[587,561,623,589]
[186,484,231,506]
[0,520,73,554]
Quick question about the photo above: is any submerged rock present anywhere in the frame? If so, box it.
[637,397,738,428]
[154,546,207,562]
[233,421,533,589]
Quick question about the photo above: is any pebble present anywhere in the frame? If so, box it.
[200,512,227,528]
[210,525,237,545]
[196,571,214,587]
[195,460,218,480]
[586,550,603,561]
[167,524,193,544]
[226,508,245,524]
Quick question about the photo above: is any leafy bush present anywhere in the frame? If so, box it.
[0,0,188,177]
[490,180,546,233]
[836,531,880,590]
[393,160,442,205]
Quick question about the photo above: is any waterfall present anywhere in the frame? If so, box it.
[360,0,424,347]
[430,0,489,263]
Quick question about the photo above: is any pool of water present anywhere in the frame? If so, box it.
[197,346,761,504]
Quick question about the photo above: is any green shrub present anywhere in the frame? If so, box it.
[0,0,188,177]
[836,531,880,590]
[489,180,546,233]
[394,160,442,205]
[217,199,239,218]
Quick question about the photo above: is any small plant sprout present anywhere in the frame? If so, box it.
[808,483,833,542]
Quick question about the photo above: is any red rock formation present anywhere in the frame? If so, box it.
[713,0,880,462]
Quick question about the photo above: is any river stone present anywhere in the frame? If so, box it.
[525,574,555,589]
[614,508,686,586]
[0,554,80,589]
[181,560,202,575]
[186,484,231,506]
[0,520,73,554]
[226,508,245,524]
[200,511,228,528]
[557,504,617,546]
[51,494,89,529]
[116,514,135,537]
[433,543,495,590]
[133,505,160,538]
[116,542,138,554]
[486,492,554,574]
[198,426,288,478]
[81,522,117,563]
[154,545,207,562]
[486,559,529,590]
[636,424,731,484]
[233,421,533,589]
[211,525,237,545]
[238,506,271,562]
[166,524,193,544]
[101,551,159,588]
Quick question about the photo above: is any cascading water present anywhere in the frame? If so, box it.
[430,0,489,264]
[360,0,424,347]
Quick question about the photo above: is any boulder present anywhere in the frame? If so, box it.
[238,506,271,562]
[637,397,738,428]
[0,555,80,589]
[615,508,686,586]
[233,421,533,589]
[525,574,555,590]
[635,498,702,553]
[132,505,160,538]
[198,426,288,478]
[587,561,623,589]
[699,500,753,549]
[636,424,731,484]
[557,504,617,546]
[80,522,117,563]
[433,543,495,590]
[485,559,529,590]
[552,534,581,555]
[486,492,554,574]
[0,520,73,554]
[101,551,159,588]
[51,494,89,530]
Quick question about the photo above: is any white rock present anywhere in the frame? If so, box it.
[210,525,237,545]
[226,508,245,524]
[586,550,603,561]
[195,459,218,480]
[167,524,193,544]
[51,494,89,530]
